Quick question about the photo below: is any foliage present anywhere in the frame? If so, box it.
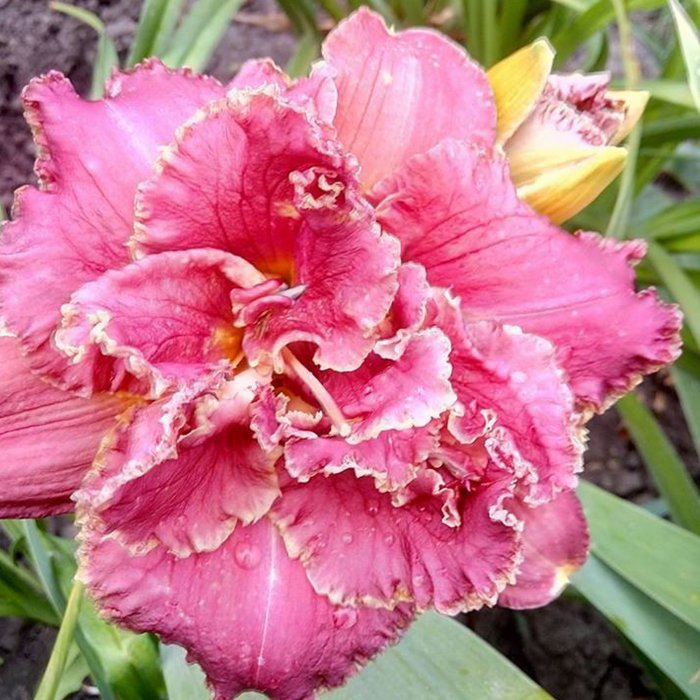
[1,1,700,698]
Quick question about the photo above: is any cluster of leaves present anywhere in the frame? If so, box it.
[1,1,700,699]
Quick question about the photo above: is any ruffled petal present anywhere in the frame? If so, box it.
[229,58,338,123]
[321,8,495,189]
[318,328,456,440]
[134,90,399,371]
[0,61,224,390]
[0,336,126,517]
[55,249,265,397]
[434,297,583,504]
[284,426,438,491]
[79,371,277,557]
[271,471,520,614]
[498,490,589,609]
[377,139,681,410]
[79,517,413,700]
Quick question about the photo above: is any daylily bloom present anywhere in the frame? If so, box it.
[0,8,680,700]
[488,39,649,223]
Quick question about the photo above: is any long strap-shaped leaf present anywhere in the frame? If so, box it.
[579,481,700,632]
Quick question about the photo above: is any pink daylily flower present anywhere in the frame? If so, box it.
[0,9,681,700]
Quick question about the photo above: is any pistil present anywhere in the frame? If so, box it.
[280,348,351,437]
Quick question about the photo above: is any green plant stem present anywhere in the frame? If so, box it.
[605,0,642,239]
[482,0,499,67]
[34,580,84,700]
[462,0,483,62]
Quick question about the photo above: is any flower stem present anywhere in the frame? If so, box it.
[34,579,84,700]
[606,0,642,240]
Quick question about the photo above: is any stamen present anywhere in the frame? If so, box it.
[281,348,351,437]
[278,284,307,300]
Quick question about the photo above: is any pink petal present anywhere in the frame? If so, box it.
[377,139,681,410]
[318,328,456,440]
[79,517,413,700]
[229,58,338,123]
[0,336,124,517]
[284,426,438,491]
[79,372,277,557]
[508,73,624,151]
[321,8,495,189]
[434,296,583,504]
[135,90,399,371]
[498,490,589,609]
[55,249,265,397]
[271,471,520,614]
[0,61,224,391]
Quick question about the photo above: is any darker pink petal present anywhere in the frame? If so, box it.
[0,61,224,391]
[434,297,582,503]
[498,490,589,609]
[79,372,277,557]
[316,328,456,440]
[0,336,125,517]
[79,517,413,700]
[56,249,265,396]
[322,8,495,190]
[284,426,437,491]
[377,139,681,410]
[135,90,399,371]
[271,471,519,614]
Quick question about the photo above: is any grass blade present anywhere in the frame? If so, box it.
[573,554,700,699]
[616,392,700,534]
[578,481,700,631]
[669,0,700,111]
[127,0,184,66]
[49,2,119,98]
[647,240,700,343]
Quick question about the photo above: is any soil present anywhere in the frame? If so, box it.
[0,2,697,699]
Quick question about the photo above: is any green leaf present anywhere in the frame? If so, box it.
[48,2,119,98]
[91,33,120,99]
[669,0,700,111]
[55,642,90,700]
[578,481,700,632]
[646,240,700,343]
[573,555,700,699]
[22,521,165,700]
[164,0,244,70]
[640,78,697,108]
[329,612,551,699]
[616,392,700,534]
[128,0,185,66]
[161,644,210,700]
[673,362,700,460]
[0,548,57,625]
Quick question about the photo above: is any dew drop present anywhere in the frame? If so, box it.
[234,541,262,570]
[332,608,358,630]
[383,533,395,546]
[341,532,353,544]
[366,499,380,516]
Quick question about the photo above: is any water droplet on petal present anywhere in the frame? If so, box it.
[332,608,358,630]
[341,532,353,544]
[234,541,262,570]
[366,499,380,516]
[383,533,395,546]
